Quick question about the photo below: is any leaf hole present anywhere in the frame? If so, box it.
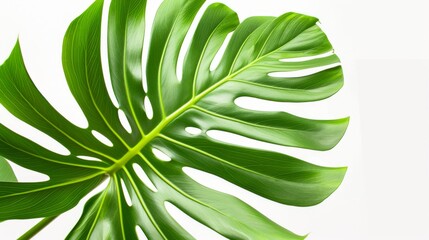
[132,163,158,192]
[120,179,133,206]
[141,0,162,92]
[185,127,202,135]
[235,96,347,120]
[118,109,132,133]
[206,129,267,150]
[7,161,50,182]
[268,63,339,78]
[142,71,148,93]
[144,97,153,120]
[182,167,242,196]
[164,201,227,240]
[206,129,320,164]
[152,148,172,162]
[91,130,113,147]
[100,0,119,108]
[279,51,334,63]
[0,105,71,156]
[135,225,148,240]
[210,32,232,72]
[234,96,283,112]
[76,156,102,162]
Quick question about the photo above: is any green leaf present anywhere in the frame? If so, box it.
[0,0,348,239]
[0,156,17,182]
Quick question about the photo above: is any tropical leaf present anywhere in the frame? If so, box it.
[0,0,348,239]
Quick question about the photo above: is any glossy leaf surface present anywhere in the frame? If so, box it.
[0,0,348,239]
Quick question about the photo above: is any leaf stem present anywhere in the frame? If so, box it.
[18,216,58,240]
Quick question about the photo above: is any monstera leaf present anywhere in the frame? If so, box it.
[0,0,348,239]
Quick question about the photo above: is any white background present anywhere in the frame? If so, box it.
[0,0,428,239]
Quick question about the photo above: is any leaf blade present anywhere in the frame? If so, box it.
[0,172,104,220]
[108,0,148,138]
[0,156,17,182]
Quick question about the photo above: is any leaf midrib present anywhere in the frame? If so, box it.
[105,71,233,174]
[105,22,317,174]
